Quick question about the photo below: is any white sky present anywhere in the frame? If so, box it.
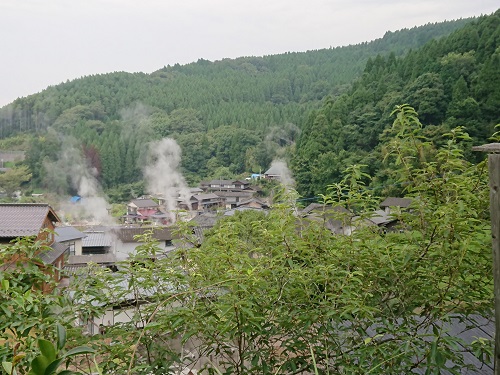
[0,0,498,107]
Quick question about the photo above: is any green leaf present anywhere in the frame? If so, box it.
[31,355,50,375]
[38,339,57,362]
[44,359,63,375]
[1,279,9,291]
[62,346,95,358]
[2,362,13,374]
[435,350,446,367]
[56,323,66,351]
[143,322,162,331]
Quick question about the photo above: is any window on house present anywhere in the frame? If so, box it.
[68,242,75,255]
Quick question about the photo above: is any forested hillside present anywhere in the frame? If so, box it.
[293,10,500,197]
[0,15,493,198]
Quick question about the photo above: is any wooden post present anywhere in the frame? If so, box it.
[473,143,500,374]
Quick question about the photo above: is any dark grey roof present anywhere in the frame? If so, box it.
[128,199,159,208]
[38,242,69,265]
[213,191,253,198]
[112,226,172,242]
[0,203,60,238]
[412,314,493,374]
[368,210,397,226]
[264,165,282,176]
[236,198,269,208]
[301,204,352,235]
[209,180,247,185]
[82,231,112,248]
[55,226,87,242]
[193,193,220,201]
[380,197,413,208]
[190,213,219,227]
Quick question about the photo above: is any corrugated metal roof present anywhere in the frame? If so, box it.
[55,226,87,242]
[82,231,112,247]
[0,203,60,238]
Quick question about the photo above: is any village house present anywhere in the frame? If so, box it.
[0,203,68,290]
[111,226,175,261]
[236,198,269,210]
[369,197,413,232]
[263,165,281,180]
[200,179,250,193]
[55,226,86,256]
[63,228,117,275]
[300,203,358,235]
[213,190,255,209]
[127,198,159,219]
[178,193,224,211]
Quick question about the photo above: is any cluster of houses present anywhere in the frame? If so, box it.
[123,179,268,225]
[0,196,414,339]
[0,195,413,289]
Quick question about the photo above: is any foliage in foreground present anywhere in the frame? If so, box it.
[0,237,92,375]
[66,105,494,374]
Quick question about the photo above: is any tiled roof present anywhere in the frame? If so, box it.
[237,198,268,208]
[128,199,159,208]
[0,203,60,238]
[193,193,220,201]
[380,197,413,208]
[55,226,87,242]
[190,213,219,227]
[112,226,173,242]
[209,180,238,185]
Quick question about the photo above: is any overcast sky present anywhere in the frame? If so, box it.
[0,0,498,107]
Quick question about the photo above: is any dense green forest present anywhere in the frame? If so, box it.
[294,11,500,196]
[0,13,498,200]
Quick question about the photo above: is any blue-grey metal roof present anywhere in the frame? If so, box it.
[55,226,87,242]
[38,242,69,265]
[82,231,112,248]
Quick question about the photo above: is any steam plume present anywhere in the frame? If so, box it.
[144,138,191,222]
[43,137,114,225]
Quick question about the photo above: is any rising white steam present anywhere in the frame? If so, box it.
[44,138,114,225]
[269,159,295,188]
[144,138,191,222]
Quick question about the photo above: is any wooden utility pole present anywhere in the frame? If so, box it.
[473,142,500,374]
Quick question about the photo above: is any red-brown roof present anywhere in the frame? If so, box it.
[0,203,60,239]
